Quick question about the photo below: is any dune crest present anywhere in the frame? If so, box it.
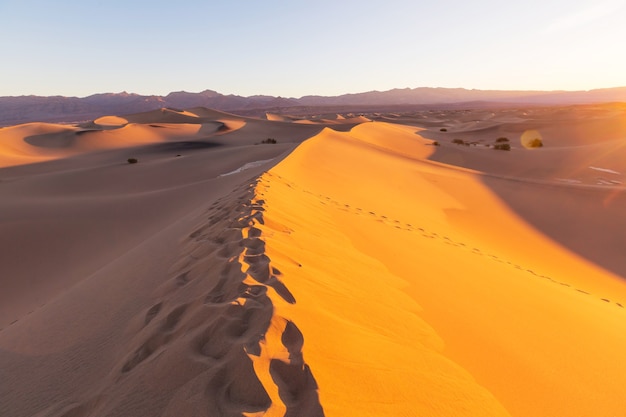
[266,112,371,126]
[254,121,626,416]
[94,116,128,126]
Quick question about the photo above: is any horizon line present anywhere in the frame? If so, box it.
[3,85,626,100]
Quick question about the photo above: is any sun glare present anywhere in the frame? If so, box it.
[521,129,544,149]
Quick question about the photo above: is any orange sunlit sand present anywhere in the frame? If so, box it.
[257,121,626,416]
[1,105,626,416]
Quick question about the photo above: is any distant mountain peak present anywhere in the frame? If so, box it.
[1,86,625,126]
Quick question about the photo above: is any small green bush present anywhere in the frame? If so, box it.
[495,137,509,143]
[260,138,277,144]
[527,138,543,148]
[452,139,465,145]
[432,141,440,146]
[440,128,447,132]
[127,158,138,164]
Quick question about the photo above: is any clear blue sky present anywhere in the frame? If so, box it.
[1,0,625,97]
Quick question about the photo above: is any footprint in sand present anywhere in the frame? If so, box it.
[144,302,163,325]
[160,304,188,333]
[268,321,325,417]
[175,271,191,287]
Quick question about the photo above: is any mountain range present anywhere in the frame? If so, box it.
[1,86,625,126]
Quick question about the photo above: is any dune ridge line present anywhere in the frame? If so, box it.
[263,172,625,309]
[250,121,626,416]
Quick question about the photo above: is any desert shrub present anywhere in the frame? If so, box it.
[495,137,509,143]
[432,141,440,146]
[493,143,511,151]
[127,158,138,164]
[527,138,543,148]
[440,128,447,132]
[261,138,277,144]
[452,138,465,145]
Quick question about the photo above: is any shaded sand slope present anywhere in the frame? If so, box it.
[0,143,286,328]
[0,174,322,417]
[257,122,626,416]
[403,103,626,278]
[0,108,330,329]
[0,108,366,417]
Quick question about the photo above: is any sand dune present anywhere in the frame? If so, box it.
[266,112,371,126]
[258,121,626,416]
[387,103,626,278]
[94,115,128,126]
[265,113,296,122]
[123,107,202,124]
[0,123,80,166]
[0,122,206,167]
[1,105,625,417]
[0,109,250,168]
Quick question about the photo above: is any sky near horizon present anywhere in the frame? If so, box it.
[1,0,625,98]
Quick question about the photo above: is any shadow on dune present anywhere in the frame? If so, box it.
[269,320,324,417]
[480,176,626,279]
[415,105,626,279]
[146,141,222,153]
[24,131,76,148]
[424,140,626,279]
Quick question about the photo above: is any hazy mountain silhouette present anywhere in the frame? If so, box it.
[1,86,625,125]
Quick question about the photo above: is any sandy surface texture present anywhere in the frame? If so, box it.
[1,104,625,416]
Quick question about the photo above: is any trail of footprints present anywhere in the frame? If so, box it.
[117,177,323,417]
[263,172,626,310]
[2,172,624,415]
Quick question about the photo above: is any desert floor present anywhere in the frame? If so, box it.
[1,104,626,417]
